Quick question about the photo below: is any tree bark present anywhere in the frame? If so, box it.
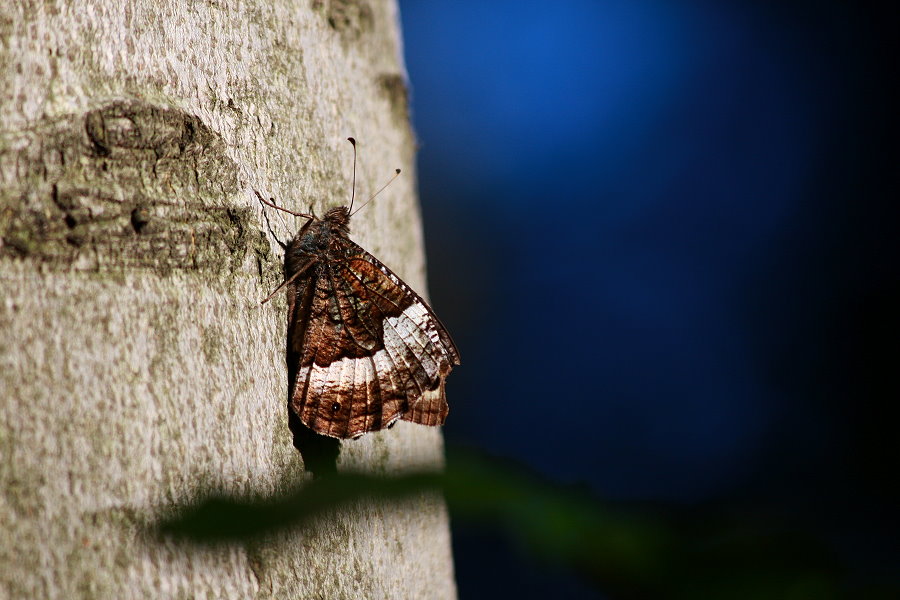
[0,1,455,598]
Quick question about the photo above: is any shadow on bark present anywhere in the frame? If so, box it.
[288,405,339,477]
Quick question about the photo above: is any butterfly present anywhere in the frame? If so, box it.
[257,138,460,439]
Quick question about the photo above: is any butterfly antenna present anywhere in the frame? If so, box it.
[349,168,402,217]
[347,137,358,213]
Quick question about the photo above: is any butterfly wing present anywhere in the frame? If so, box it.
[288,244,460,439]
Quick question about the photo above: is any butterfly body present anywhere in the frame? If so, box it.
[279,204,460,439]
[286,207,351,269]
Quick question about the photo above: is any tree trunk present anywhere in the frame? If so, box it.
[0,1,455,598]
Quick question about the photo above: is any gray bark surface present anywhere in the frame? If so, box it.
[0,1,455,598]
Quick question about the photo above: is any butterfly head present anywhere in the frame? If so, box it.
[322,206,351,234]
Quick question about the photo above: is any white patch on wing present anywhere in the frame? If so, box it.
[386,315,438,374]
[384,302,455,378]
[353,354,374,431]
[371,347,404,411]
[380,321,426,395]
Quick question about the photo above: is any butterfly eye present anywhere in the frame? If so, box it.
[331,402,341,412]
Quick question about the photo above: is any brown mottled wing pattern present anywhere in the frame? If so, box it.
[286,243,460,438]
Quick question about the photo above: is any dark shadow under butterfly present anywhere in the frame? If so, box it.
[258,138,460,439]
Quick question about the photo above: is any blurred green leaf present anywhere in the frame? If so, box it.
[157,450,887,599]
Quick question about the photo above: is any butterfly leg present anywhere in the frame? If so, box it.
[260,259,316,305]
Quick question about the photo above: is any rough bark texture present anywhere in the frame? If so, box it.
[0,1,455,598]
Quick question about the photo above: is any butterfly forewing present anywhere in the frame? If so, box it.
[284,233,459,439]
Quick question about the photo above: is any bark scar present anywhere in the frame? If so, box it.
[0,100,252,275]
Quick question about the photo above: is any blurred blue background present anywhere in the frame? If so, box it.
[399,1,898,597]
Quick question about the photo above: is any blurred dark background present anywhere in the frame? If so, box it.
[399,1,898,598]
